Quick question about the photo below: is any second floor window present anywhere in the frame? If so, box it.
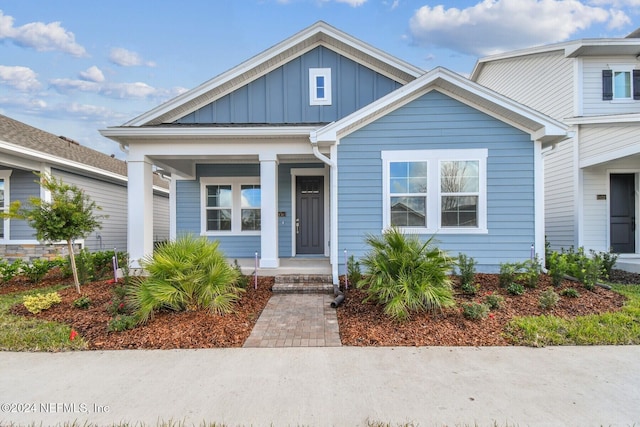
[602,68,640,101]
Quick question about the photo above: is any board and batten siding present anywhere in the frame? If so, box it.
[176,46,402,125]
[475,51,573,120]
[8,168,40,240]
[337,90,537,273]
[175,164,261,258]
[582,56,640,117]
[53,170,127,252]
[544,138,576,251]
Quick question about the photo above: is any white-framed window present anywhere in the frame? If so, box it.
[0,170,11,240]
[201,177,261,235]
[309,68,332,106]
[603,67,639,101]
[382,149,487,234]
[613,68,632,100]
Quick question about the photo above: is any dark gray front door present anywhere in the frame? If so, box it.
[610,173,636,253]
[296,176,324,255]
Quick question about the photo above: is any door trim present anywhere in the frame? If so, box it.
[291,167,329,257]
[607,170,639,254]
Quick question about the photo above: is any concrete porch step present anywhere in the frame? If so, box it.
[272,274,334,294]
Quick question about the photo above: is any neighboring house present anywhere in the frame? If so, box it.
[0,114,170,261]
[471,32,640,269]
[101,21,566,281]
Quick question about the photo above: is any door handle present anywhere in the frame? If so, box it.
[296,218,300,235]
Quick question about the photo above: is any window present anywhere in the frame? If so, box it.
[201,178,260,235]
[382,150,487,234]
[0,171,11,240]
[309,68,332,106]
[602,68,640,101]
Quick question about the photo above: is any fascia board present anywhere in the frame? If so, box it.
[101,126,320,142]
[565,113,640,125]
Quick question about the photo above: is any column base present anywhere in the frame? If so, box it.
[259,258,280,269]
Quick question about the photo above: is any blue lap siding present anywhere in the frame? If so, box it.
[337,90,536,273]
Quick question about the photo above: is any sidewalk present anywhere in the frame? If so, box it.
[2,346,639,426]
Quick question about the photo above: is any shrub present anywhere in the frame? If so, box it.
[561,287,580,298]
[462,302,490,320]
[592,248,618,280]
[22,259,54,284]
[460,282,479,296]
[347,255,362,286]
[357,227,455,321]
[539,289,560,310]
[23,292,62,314]
[456,253,476,289]
[106,284,130,316]
[547,251,568,287]
[520,258,542,288]
[74,249,95,285]
[507,283,525,296]
[0,259,24,283]
[232,260,250,289]
[92,250,120,280]
[73,295,92,309]
[128,235,243,323]
[484,292,505,310]
[499,263,519,288]
[108,314,138,332]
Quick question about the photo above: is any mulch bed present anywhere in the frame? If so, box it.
[3,269,639,349]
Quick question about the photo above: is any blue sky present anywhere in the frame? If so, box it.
[1,0,638,158]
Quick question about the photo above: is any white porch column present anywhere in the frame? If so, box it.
[259,154,279,268]
[128,157,154,269]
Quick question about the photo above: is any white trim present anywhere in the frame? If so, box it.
[574,57,583,117]
[381,149,488,234]
[309,68,332,106]
[200,177,261,236]
[610,66,635,101]
[534,140,545,261]
[290,167,330,257]
[0,170,12,241]
[565,113,640,125]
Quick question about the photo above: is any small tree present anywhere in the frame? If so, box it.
[3,173,105,293]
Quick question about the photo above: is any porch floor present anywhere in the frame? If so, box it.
[615,256,640,274]
[234,257,332,276]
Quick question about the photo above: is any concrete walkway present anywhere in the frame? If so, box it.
[2,346,640,426]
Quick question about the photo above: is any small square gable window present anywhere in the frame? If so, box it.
[309,68,331,106]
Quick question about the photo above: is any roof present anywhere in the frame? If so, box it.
[0,114,169,191]
[312,67,568,147]
[118,21,425,128]
[470,38,640,80]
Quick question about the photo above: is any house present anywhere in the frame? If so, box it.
[0,114,170,261]
[101,21,567,282]
[471,31,640,272]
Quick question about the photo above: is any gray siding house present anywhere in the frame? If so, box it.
[101,21,566,281]
[0,114,170,260]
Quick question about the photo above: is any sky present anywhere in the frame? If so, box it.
[0,0,638,159]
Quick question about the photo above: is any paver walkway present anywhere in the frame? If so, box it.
[243,294,342,347]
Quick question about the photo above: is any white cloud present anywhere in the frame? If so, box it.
[79,66,105,83]
[409,0,616,56]
[0,10,87,56]
[589,0,640,6]
[100,82,158,99]
[49,78,100,93]
[109,47,156,67]
[0,65,41,90]
[335,0,367,6]
[608,8,631,29]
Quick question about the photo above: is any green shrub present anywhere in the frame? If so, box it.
[507,282,525,296]
[23,292,62,314]
[106,284,130,316]
[128,235,243,323]
[539,289,560,310]
[462,302,490,320]
[357,227,455,321]
[456,253,476,289]
[520,258,542,288]
[547,251,568,287]
[561,287,580,298]
[73,295,92,309]
[592,248,618,281]
[22,259,54,284]
[0,259,24,283]
[499,262,519,288]
[347,255,362,286]
[460,282,479,296]
[108,314,138,332]
[484,292,505,310]
[232,260,250,289]
[74,249,94,285]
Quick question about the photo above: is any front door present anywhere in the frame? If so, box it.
[296,176,324,255]
[610,173,636,253]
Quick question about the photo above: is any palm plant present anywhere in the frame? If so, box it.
[357,227,455,321]
[128,235,243,323]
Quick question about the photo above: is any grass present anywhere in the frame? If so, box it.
[0,285,87,351]
[505,284,640,347]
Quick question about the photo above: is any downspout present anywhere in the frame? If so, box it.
[310,138,339,286]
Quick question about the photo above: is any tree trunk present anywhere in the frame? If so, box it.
[67,240,81,293]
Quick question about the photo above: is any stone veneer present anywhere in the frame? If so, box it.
[0,243,82,262]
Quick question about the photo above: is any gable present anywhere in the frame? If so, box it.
[175,46,403,125]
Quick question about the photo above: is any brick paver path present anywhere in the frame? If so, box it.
[243,294,342,347]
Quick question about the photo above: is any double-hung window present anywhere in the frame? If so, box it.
[201,177,261,235]
[602,68,640,101]
[382,149,487,234]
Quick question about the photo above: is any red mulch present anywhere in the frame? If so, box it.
[3,271,635,349]
[336,274,628,347]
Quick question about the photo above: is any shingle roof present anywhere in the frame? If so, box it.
[0,114,168,190]
[626,28,640,38]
